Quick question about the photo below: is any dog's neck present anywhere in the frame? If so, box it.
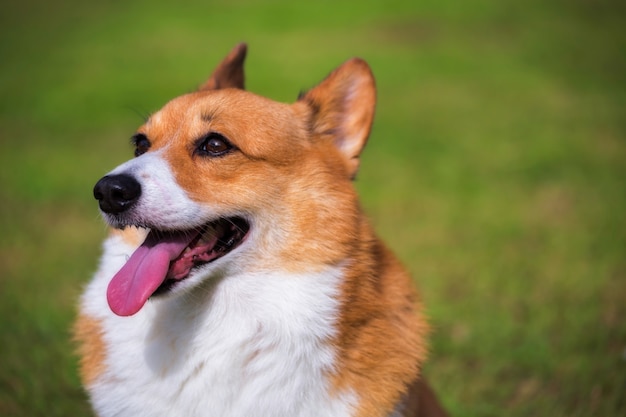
[81,232,360,416]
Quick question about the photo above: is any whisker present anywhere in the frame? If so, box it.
[126,105,152,123]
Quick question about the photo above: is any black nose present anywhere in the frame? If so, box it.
[93,174,142,214]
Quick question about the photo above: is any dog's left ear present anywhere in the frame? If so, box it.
[299,58,376,179]
[199,43,247,91]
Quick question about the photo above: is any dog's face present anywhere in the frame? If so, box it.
[93,44,376,316]
[100,89,309,231]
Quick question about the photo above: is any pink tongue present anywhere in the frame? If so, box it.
[106,231,195,316]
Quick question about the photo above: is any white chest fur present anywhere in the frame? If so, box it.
[80,235,357,417]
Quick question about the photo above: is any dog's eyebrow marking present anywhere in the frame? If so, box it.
[201,111,216,123]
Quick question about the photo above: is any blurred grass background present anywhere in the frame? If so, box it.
[1,0,624,416]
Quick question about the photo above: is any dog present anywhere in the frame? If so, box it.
[75,43,448,417]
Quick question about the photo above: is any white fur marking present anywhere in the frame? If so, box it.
[105,151,216,229]
[81,235,357,417]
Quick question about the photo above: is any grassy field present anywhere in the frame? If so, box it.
[1,0,624,416]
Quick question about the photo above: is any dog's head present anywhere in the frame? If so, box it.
[93,43,376,316]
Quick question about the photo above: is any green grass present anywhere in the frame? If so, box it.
[1,0,625,416]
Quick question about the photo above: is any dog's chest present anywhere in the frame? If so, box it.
[83,260,357,417]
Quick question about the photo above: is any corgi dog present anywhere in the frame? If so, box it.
[75,43,448,417]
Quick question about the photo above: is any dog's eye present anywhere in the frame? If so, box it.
[131,133,151,157]
[196,133,233,157]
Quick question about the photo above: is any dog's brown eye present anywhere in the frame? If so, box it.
[131,133,151,157]
[197,133,233,157]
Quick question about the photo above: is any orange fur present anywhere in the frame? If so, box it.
[295,58,431,415]
[134,91,362,273]
[76,44,447,417]
[331,226,430,417]
[74,314,107,386]
[109,226,147,247]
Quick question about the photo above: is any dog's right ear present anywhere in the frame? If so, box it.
[199,43,247,91]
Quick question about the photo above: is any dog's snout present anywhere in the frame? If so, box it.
[93,174,142,214]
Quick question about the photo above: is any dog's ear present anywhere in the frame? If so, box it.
[299,58,376,179]
[199,43,247,91]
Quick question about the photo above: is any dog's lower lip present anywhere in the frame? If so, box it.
[152,216,250,295]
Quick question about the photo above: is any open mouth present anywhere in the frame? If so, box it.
[106,216,250,317]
